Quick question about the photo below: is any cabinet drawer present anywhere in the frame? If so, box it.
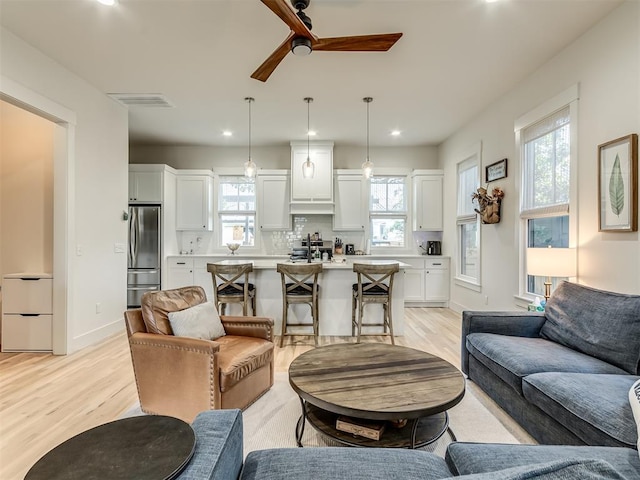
[2,277,53,313]
[403,259,425,269]
[1,314,52,351]
[425,259,447,269]
[167,257,194,269]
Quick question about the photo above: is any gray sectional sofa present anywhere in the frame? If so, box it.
[178,409,640,479]
[462,281,640,449]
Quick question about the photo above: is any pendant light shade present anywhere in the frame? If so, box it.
[244,97,257,178]
[302,97,315,179]
[362,97,374,179]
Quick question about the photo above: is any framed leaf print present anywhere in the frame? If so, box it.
[598,134,638,232]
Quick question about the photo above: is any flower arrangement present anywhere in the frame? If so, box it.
[472,186,505,224]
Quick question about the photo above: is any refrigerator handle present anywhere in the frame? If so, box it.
[129,208,138,265]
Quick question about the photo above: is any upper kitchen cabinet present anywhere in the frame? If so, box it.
[412,170,444,231]
[129,164,164,203]
[176,171,214,231]
[333,170,366,231]
[258,170,291,230]
[290,140,334,214]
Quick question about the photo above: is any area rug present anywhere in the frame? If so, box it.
[122,372,534,458]
[242,373,532,458]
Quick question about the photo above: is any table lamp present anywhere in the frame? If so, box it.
[526,246,576,302]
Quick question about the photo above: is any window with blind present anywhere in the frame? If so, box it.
[218,176,255,246]
[369,176,407,248]
[520,105,572,296]
[457,155,480,284]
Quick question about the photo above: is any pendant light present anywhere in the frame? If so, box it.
[302,97,315,179]
[362,97,374,179]
[244,97,257,178]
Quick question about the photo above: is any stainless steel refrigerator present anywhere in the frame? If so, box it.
[127,205,161,308]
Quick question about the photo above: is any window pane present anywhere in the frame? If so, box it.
[219,177,255,211]
[458,163,479,216]
[370,217,405,247]
[220,215,255,246]
[460,221,479,279]
[370,177,405,212]
[526,215,569,295]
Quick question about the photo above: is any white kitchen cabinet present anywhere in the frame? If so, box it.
[129,168,163,203]
[399,257,450,306]
[333,171,365,231]
[166,257,194,289]
[290,141,333,213]
[258,171,291,230]
[1,274,53,352]
[176,172,214,231]
[412,171,444,231]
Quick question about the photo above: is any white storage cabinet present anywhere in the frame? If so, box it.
[412,171,444,231]
[258,171,291,230]
[176,172,214,231]
[1,274,53,352]
[333,171,366,231]
[129,167,163,203]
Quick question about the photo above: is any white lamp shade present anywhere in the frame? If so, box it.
[526,247,576,278]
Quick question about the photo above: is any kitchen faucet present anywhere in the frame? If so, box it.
[307,233,312,263]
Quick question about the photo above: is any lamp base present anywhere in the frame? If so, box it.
[544,278,552,303]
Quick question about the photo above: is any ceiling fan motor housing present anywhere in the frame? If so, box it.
[291,0,310,11]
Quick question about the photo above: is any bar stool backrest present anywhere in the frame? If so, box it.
[353,263,400,298]
[277,263,323,297]
[206,262,253,304]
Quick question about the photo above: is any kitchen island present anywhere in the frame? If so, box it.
[167,256,409,337]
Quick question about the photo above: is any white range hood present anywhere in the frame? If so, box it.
[290,140,334,214]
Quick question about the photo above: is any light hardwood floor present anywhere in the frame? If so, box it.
[0,307,461,479]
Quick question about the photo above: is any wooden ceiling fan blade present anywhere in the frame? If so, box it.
[313,33,402,51]
[261,0,317,40]
[251,32,295,82]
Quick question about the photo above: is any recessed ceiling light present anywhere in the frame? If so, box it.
[391,130,401,136]
[222,131,233,137]
[307,130,317,136]
[96,0,117,5]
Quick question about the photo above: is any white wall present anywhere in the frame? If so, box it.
[130,144,438,170]
[0,100,54,276]
[1,27,129,353]
[439,1,640,312]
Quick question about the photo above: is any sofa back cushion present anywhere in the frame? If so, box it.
[141,286,207,334]
[541,282,640,374]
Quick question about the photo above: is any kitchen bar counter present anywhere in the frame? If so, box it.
[167,256,408,337]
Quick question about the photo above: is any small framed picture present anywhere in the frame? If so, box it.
[598,133,638,232]
[485,158,507,183]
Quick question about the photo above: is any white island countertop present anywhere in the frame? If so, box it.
[212,259,411,270]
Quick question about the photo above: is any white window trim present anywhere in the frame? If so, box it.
[515,85,579,301]
[455,142,482,291]
[369,173,409,251]
[216,173,260,252]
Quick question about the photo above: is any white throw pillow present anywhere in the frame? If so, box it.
[168,301,226,340]
[630,378,640,456]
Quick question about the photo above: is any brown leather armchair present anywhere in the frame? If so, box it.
[124,286,274,423]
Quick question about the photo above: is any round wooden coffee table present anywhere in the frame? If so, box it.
[288,343,465,448]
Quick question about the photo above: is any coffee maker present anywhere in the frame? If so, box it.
[426,241,442,256]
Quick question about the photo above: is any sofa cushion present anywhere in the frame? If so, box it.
[177,409,243,480]
[445,443,640,479]
[241,447,454,480]
[452,459,626,480]
[169,301,226,341]
[522,373,638,448]
[141,286,207,335]
[628,378,640,454]
[215,336,273,392]
[541,282,640,375]
[466,333,626,395]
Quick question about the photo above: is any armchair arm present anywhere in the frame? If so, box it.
[220,316,274,341]
[461,311,546,375]
[128,333,221,422]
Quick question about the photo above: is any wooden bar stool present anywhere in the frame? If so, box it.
[352,262,400,345]
[206,262,256,316]
[277,263,323,348]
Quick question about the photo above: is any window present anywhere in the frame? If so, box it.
[519,102,574,297]
[457,155,480,285]
[218,176,255,246]
[369,176,406,247]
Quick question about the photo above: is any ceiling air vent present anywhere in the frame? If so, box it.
[107,93,174,108]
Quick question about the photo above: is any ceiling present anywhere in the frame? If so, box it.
[0,0,621,147]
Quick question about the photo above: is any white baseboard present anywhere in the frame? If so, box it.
[69,317,125,353]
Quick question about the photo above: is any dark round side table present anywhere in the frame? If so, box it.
[25,415,196,480]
